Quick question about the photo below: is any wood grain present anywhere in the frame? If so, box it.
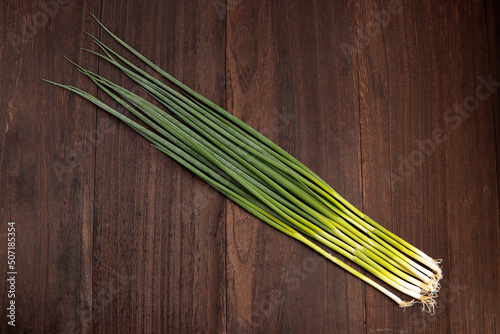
[0,1,99,333]
[91,1,226,333]
[356,0,451,332]
[0,0,499,333]
[226,1,330,332]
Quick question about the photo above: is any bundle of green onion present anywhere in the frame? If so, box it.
[44,14,442,313]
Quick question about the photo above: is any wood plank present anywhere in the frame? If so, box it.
[0,1,99,333]
[486,0,500,232]
[226,0,364,332]
[91,1,226,333]
[356,0,499,333]
[226,1,325,332]
[355,0,405,329]
[441,0,499,332]
[288,1,367,332]
[226,2,310,332]
[311,0,367,332]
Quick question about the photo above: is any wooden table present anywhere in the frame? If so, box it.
[1,0,499,333]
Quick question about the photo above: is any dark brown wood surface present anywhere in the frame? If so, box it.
[1,0,499,333]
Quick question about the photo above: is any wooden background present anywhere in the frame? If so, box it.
[1,0,499,333]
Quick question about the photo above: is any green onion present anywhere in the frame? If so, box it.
[43,14,442,313]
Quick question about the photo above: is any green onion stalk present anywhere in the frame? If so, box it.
[43,14,442,313]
